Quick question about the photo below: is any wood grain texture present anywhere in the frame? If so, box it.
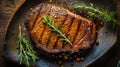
[0,0,25,67]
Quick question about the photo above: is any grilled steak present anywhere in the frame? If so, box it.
[25,3,96,54]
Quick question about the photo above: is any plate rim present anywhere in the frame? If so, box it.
[1,0,118,67]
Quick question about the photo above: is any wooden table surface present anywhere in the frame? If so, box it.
[0,0,120,67]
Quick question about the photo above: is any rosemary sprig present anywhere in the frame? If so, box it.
[73,3,118,26]
[18,26,37,67]
[43,16,72,46]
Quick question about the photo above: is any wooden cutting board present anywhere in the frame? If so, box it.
[0,0,25,66]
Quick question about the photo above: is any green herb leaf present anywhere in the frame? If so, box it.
[90,3,93,7]
[18,26,37,67]
[43,16,72,46]
[73,4,81,9]
[73,3,119,26]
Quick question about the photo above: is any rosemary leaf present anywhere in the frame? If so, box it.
[18,26,37,67]
[90,3,93,7]
[73,3,119,26]
[43,16,72,46]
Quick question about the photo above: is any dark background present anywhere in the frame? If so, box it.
[0,0,120,67]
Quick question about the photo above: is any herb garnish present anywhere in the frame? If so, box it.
[73,3,118,26]
[18,26,37,67]
[43,16,72,46]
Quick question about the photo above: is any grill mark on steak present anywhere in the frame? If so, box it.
[32,4,47,30]
[46,8,67,49]
[55,15,74,49]
[25,4,42,32]
[30,4,43,30]
[72,20,95,51]
[40,5,57,46]
[38,5,53,44]
[52,14,68,49]
[40,25,51,46]
[67,18,81,43]
[63,18,81,50]
[27,6,45,42]
[72,19,81,45]
[30,4,52,43]
[72,25,94,50]
[73,19,89,45]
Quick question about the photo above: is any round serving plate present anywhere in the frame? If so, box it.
[2,0,117,67]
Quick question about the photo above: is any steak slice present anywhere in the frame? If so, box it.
[25,3,96,53]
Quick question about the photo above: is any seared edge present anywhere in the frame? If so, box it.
[26,3,96,53]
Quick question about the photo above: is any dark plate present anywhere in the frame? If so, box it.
[2,0,117,67]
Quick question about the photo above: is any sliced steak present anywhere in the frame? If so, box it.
[25,3,96,53]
